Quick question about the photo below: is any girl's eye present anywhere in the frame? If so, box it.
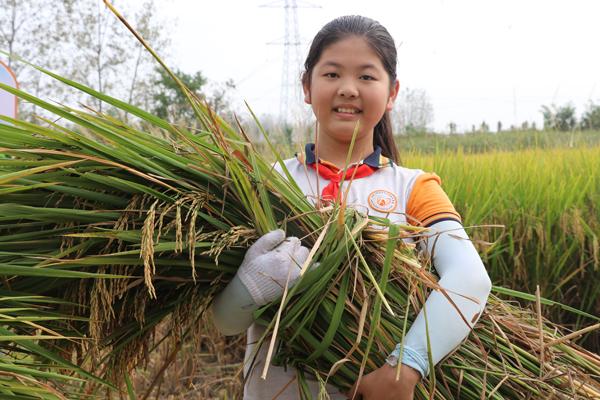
[324,72,338,78]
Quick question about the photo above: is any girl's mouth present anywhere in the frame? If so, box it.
[334,107,361,114]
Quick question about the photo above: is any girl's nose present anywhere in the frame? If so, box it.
[337,81,358,98]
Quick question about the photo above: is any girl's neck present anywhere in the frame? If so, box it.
[315,132,374,169]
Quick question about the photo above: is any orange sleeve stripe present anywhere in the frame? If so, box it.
[406,173,461,227]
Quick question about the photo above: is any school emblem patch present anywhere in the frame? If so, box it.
[368,190,397,213]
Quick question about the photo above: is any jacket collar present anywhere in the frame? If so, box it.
[298,143,390,170]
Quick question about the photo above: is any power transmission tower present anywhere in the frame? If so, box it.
[261,0,320,126]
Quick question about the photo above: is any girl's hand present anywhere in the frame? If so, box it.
[347,363,421,400]
[236,229,310,306]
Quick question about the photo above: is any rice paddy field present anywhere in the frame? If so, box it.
[397,129,600,154]
[404,139,600,344]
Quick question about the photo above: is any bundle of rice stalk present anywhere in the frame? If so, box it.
[0,53,322,394]
[1,9,600,399]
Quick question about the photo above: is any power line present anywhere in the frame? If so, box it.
[260,0,320,125]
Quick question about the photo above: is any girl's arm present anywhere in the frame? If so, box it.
[212,273,260,335]
[350,219,491,399]
[390,219,492,377]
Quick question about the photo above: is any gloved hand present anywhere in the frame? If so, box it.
[236,229,310,306]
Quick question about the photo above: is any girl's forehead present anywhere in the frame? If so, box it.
[316,36,384,69]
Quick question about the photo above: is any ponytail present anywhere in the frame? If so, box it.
[374,111,400,165]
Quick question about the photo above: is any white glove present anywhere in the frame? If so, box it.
[236,229,310,306]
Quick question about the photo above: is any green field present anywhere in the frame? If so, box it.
[403,136,600,349]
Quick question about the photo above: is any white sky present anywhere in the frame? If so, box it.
[154,0,600,132]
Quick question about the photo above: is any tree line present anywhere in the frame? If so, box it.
[445,102,600,136]
[540,102,600,131]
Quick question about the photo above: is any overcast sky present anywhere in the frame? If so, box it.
[155,0,600,132]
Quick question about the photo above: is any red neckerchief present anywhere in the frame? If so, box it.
[309,161,377,202]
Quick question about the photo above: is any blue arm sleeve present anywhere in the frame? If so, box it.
[388,219,492,377]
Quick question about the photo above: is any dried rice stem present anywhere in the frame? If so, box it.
[141,200,158,298]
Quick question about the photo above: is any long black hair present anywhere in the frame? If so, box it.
[301,15,400,164]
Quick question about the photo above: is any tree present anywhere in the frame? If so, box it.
[393,87,434,134]
[1,0,170,119]
[480,121,489,133]
[152,67,207,122]
[0,0,73,118]
[0,0,47,72]
[282,124,294,147]
[123,1,171,111]
[581,101,600,130]
[3,1,239,127]
[540,103,577,131]
[65,0,170,113]
[448,122,457,134]
[205,78,236,118]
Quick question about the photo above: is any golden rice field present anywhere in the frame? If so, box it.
[405,145,600,339]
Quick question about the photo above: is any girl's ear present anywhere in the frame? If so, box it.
[386,79,400,111]
[303,80,311,104]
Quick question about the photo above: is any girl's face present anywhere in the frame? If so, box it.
[303,35,399,145]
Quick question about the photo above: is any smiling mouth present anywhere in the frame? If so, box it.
[334,107,361,114]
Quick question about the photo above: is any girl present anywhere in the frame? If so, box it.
[212,15,492,400]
